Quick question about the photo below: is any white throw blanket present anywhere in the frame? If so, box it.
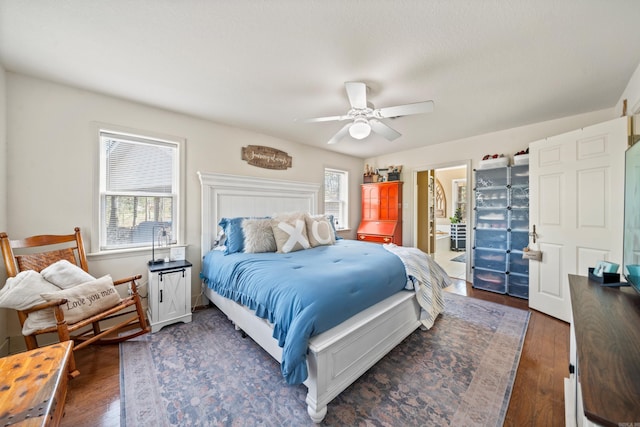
[384,244,452,329]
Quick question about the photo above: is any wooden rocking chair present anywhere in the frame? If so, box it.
[0,227,150,377]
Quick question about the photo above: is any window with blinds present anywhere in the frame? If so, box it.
[324,168,349,230]
[99,131,180,250]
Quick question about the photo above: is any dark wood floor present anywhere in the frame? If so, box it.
[60,279,569,426]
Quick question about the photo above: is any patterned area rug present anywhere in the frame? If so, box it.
[120,292,529,426]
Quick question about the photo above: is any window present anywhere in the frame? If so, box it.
[98,129,182,251]
[324,168,348,229]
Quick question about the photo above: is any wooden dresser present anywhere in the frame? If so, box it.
[566,275,640,426]
[357,181,403,245]
[0,341,74,426]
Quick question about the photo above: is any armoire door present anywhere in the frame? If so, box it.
[361,185,379,221]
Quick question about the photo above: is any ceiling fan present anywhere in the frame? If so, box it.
[304,82,434,145]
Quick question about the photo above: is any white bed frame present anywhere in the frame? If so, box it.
[198,172,421,423]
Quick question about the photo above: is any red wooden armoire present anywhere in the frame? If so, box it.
[356,181,403,245]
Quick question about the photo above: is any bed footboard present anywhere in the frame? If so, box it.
[205,287,421,423]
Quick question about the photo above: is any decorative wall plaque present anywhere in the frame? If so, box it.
[242,145,292,170]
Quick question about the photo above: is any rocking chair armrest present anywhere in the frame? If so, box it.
[113,274,143,296]
[23,298,68,314]
[113,274,143,287]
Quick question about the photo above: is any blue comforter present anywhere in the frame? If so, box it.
[200,239,408,384]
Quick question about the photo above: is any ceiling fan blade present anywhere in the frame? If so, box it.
[302,115,350,123]
[370,119,401,141]
[345,82,367,109]
[327,123,352,145]
[377,100,434,118]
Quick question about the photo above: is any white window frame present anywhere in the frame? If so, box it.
[92,124,185,254]
[324,168,349,230]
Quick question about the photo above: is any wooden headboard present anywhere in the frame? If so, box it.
[198,172,320,258]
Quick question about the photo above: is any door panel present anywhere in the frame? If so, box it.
[539,174,562,225]
[538,242,562,296]
[577,168,607,228]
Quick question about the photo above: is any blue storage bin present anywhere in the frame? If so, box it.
[509,252,529,275]
[475,189,509,208]
[508,273,529,287]
[508,282,529,299]
[510,230,529,251]
[475,168,508,188]
[474,248,507,271]
[509,208,529,231]
[474,229,508,250]
[510,187,529,208]
[476,208,508,229]
[510,165,529,187]
[473,269,507,294]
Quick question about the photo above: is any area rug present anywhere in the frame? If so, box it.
[120,292,529,426]
[451,252,467,263]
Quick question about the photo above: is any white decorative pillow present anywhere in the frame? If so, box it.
[0,270,65,336]
[271,213,310,253]
[305,214,336,247]
[40,275,122,325]
[41,259,95,289]
[242,218,277,253]
[0,270,62,310]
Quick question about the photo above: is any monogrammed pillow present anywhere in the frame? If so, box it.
[271,213,310,253]
[305,214,336,248]
[40,275,122,324]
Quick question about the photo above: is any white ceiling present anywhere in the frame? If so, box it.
[2,1,640,158]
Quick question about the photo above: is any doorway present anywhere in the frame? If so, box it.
[415,162,470,280]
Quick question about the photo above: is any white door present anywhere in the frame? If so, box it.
[529,117,627,322]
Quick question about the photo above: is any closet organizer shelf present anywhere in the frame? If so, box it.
[472,164,530,299]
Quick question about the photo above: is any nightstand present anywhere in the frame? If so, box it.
[147,259,192,333]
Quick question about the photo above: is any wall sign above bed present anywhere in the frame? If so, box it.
[241,145,292,170]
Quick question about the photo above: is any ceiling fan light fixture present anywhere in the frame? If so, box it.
[349,118,371,140]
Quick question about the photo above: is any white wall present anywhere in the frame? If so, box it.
[0,65,7,356]
[4,73,364,341]
[617,60,640,115]
[365,108,616,246]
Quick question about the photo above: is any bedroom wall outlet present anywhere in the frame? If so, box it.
[170,246,186,261]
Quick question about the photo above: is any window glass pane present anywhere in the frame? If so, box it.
[104,195,174,248]
[324,169,348,229]
[99,131,179,250]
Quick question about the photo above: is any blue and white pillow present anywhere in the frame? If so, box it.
[218,217,248,254]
